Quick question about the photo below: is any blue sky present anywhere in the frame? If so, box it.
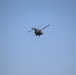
[0,0,76,75]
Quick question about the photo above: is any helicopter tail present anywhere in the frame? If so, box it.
[31,28,36,30]
[27,28,36,33]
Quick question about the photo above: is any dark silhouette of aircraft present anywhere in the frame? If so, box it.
[28,24,50,36]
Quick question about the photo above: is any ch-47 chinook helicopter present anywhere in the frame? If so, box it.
[27,24,50,36]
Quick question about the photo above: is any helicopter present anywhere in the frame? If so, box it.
[27,24,50,36]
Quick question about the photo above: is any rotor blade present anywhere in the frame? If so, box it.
[41,24,50,30]
[27,29,33,33]
[36,24,44,28]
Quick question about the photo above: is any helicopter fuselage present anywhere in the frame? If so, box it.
[32,28,43,36]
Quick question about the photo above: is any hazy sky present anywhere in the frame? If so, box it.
[0,0,76,75]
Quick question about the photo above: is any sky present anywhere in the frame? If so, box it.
[0,0,76,75]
